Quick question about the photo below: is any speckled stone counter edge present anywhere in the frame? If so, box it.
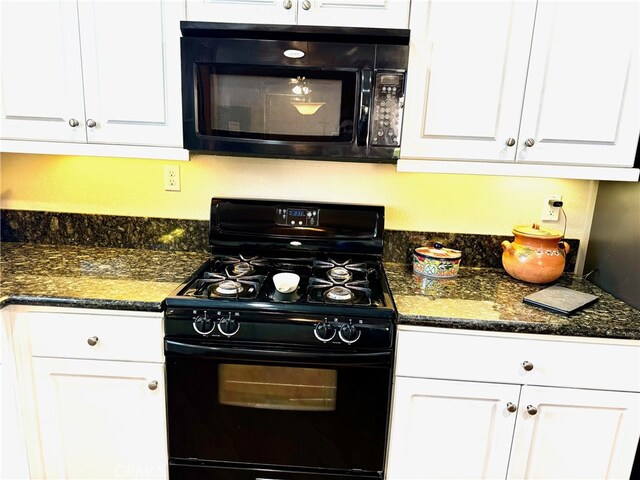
[0,295,163,312]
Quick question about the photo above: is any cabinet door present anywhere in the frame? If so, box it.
[1,310,30,479]
[297,0,410,29]
[77,0,183,147]
[386,377,521,479]
[33,357,168,480]
[517,1,640,167]
[0,0,86,143]
[508,386,640,479]
[400,0,536,162]
[186,0,297,25]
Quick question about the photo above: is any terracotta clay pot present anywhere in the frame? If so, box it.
[501,223,570,284]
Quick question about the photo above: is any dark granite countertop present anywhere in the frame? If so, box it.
[385,262,640,340]
[2,242,638,339]
[0,243,209,311]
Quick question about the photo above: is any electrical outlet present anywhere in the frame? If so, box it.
[541,194,562,221]
[164,165,180,192]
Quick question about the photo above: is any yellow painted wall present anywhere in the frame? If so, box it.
[0,152,598,270]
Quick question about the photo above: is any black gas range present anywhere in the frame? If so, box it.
[164,198,395,480]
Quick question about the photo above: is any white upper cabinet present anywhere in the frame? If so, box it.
[400,0,640,180]
[296,0,410,28]
[401,0,536,162]
[77,1,184,147]
[0,0,186,159]
[517,1,639,167]
[186,0,410,29]
[0,1,86,143]
[186,0,297,25]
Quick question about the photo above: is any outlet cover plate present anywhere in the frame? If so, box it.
[164,165,180,192]
[541,194,562,221]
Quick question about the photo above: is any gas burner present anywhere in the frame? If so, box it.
[327,267,351,283]
[186,271,266,300]
[230,262,254,276]
[215,254,270,279]
[323,286,355,303]
[307,278,372,306]
[207,275,265,299]
[313,258,373,284]
[215,280,243,296]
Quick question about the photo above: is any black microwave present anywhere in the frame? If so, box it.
[180,22,409,163]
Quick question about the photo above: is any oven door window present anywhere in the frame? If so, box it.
[219,364,337,411]
[195,65,356,142]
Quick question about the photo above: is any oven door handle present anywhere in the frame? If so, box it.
[165,340,392,366]
[356,68,372,147]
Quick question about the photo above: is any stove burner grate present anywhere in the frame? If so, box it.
[186,272,266,300]
[313,258,374,284]
[307,278,372,306]
[215,254,270,279]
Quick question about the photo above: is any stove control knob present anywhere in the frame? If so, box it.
[339,324,360,344]
[314,322,336,342]
[218,318,240,336]
[193,315,215,335]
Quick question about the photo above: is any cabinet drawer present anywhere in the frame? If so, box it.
[27,310,163,363]
[395,328,640,392]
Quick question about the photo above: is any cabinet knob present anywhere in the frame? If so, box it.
[87,336,98,346]
[524,138,535,147]
[86,119,97,128]
[68,118,79,128]
[522,360,534,371]
[505,137,516,147]
[506,402,517,413]
[283,0,292,9]
[148,380,158,391]
[301,0,311,10]
[526,405,538,415]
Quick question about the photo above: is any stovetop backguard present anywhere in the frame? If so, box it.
[209,198,385,257]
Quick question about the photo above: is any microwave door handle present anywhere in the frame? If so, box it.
[356,68,372,146]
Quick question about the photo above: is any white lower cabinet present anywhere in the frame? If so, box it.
[1,307,31,479]
[9,306,168,480]
[508,386,640,479]
[388,377,520,479]
[33,358,166,480]
[386,327,640,480]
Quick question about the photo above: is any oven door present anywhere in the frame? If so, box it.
[165,340,391,478]
[181,37,375,160]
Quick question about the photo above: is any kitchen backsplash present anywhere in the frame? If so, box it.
[383,230,579,272]
[0,209,210,253]
[0,209,579,271]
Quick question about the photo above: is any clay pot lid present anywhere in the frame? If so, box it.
[415,243,462,260]
[513,223,563,238]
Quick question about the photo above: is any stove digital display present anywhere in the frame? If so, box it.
[275,207,319,226]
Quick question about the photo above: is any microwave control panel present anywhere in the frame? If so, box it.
[370,72,404,147]
[275,207,320,227]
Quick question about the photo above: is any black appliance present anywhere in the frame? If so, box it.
[164,198,396,480]
[180,22,409,163]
